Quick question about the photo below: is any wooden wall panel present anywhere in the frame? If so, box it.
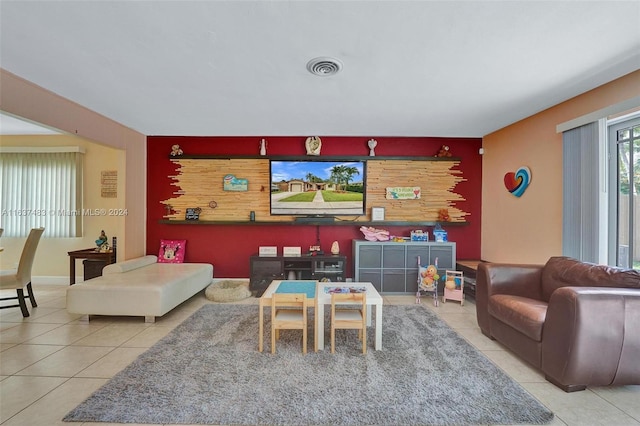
[162,158,469,222]
[367,160,467,222]
[163,159,279,221]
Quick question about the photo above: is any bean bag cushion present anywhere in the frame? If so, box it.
[206,280,251,302]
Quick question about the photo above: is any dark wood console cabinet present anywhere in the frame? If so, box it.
[249,254,346,296]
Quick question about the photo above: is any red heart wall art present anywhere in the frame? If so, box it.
[504,167,531,197]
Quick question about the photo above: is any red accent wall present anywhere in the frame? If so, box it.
[147,136,482,278]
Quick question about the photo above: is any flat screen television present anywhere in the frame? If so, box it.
[270,159,366,217]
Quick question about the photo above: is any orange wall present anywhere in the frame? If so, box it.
[481,70,640,264]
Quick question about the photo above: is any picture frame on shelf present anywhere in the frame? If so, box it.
[371,206,385,221]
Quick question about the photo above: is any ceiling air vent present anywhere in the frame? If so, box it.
[306,57,343,76]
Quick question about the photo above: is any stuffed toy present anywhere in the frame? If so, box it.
[170,144,184,156]
[438,208,451,221]
[419,265,439,291]
[435,145,452,157]
[359,226,390,241]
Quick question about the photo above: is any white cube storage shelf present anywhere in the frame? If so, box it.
[352,240,456,294]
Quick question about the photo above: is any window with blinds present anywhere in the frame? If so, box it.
[609,117,640,269]
[0,147,84,237]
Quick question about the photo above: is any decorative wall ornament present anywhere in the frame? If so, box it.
[371,206,385,221]
[437,208,450,221]
[305,136,322,156]
[223,174,249,191]
[101,170,118,198]
[185,207,202,220]
[331,241,340,255]
[504,166,532,197]
[435,145,452,157]
[386,187,421,199]
[367,139,378,156]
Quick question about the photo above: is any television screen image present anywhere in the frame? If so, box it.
[270,160,366,216]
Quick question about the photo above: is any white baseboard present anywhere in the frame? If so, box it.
[211,277,250,282]
[31,276,251,286]
[32,276,77,285]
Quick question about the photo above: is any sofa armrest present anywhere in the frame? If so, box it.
[542,287,640,391]
[103,255,158,274]
[476,263,543,336]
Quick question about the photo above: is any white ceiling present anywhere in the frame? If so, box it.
[1,1,639,138]
[0,113,62,135]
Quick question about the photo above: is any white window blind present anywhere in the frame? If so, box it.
[562,122,601,262]
[0,148,84,237]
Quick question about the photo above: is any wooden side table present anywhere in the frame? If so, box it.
[68,248,115,285]
[456,260,487,299]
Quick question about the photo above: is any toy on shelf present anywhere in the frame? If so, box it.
[433,223,448,242]
[359,226,390,241]
[416,256,439,306]
[442,270,464,306]
[95,230,110,252]
[308,245,323,256]
[410,230,428,241]
[435,144,452,157]
[437,208,450,222]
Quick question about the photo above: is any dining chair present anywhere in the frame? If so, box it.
[331,292,367,354]
[271,293,308,354]
[0,227,45,317]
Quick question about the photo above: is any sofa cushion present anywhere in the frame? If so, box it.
[488,294,548,341]
[541,257,640,302]
[103,255,158,274]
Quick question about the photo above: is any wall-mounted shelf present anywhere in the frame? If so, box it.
[169,154,461,161]
[158,219,468,226]
[163,154,469,224]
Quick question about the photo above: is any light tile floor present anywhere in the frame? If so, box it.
[0,285,638,426]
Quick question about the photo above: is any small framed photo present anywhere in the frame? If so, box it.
[371,206,385,221]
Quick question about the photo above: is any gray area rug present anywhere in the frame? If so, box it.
[64,304,553,425]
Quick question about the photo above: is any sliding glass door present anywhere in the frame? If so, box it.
[609,117,640,269]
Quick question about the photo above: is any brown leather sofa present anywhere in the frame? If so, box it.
[476,256,640,392]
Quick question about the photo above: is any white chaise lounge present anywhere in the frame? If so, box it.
[66,255,213,322]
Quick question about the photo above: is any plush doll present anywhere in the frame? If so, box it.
[438,208,451,222]
[359,226,390,241]
[170,144,184,156]
[435,145,452,157]
[445,275,462,290]
[445,277,457,290]
[419,265,439,290]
